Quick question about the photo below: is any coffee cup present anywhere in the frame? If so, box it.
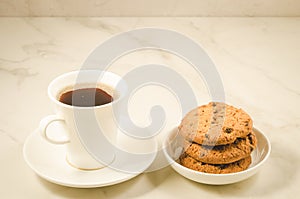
[39,70,126,170]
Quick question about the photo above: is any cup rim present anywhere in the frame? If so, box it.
[48,70,126,109]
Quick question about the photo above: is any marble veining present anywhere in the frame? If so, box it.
[0,129,22,145]
[0,67,38,85]
[0,17,299,198]
[71,18,121,33]
[1,0,300,17]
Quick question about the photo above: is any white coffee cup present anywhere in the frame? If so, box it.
[39,70,126,170]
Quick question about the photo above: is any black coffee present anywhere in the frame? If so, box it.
[59,87,113,107]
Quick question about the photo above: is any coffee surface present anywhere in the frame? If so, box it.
[59,88,113,107]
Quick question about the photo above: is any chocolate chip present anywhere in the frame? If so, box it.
[225,128,233,134]
[205,134,209,139]
[248,134,253,145]
[234,138,242,144]
[233,139,238,144]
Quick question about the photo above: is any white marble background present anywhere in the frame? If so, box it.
[0,17,300,198]
[0,0,300,16]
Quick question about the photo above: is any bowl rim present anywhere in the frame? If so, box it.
[163,127,271,177]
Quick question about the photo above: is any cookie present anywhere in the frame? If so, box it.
[180,153,252,174]
[179,102,253,146]
[183,131,257,164]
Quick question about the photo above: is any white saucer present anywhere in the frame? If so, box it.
[23,130,157,188]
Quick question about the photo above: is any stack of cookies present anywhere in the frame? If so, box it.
[178,102,257,174]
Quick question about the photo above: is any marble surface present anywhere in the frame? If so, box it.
[0,17,300,198]
[1,0,300,17]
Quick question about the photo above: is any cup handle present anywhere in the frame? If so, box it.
[39,115,70,144]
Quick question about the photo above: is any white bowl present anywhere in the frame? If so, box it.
[163,127,271,185]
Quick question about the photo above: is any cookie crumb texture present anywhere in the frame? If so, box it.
[178,102,257,174]
[179,102,253,146]
[180,154,252,174]
[184,131,257,164]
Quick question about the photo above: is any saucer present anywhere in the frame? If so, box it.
[163,127,271,185]
[23,130,157,188]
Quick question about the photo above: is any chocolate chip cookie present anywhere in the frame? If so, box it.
[183,131,257,164]
[180,153,252,174]
[179,102,253,146]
